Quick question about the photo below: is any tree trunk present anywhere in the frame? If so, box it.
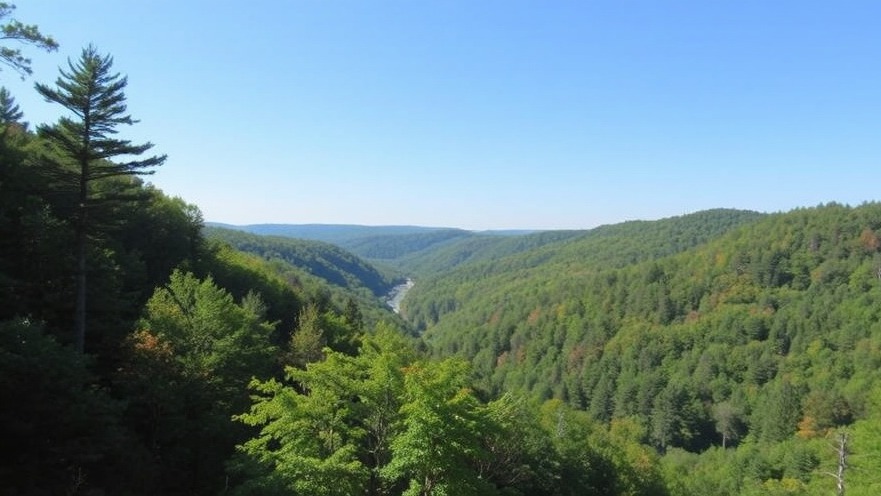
[835,432,848,496]
[74,186,87,353]
[74,228,86,353]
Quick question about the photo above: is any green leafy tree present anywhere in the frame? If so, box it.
[287,302,326,367]
[135,270,276,389]
[712,400,746,449]
[0,2,57,78]
[35,45,166,352]
[235,325,413,496]
[475,394,563,495]
[755,379,804,443]
[236,353,369,496]
[537,399,615,495]
[382,358,499,496]
[344,296,364,330]
[119,270,277,494]
[354,323,416,494]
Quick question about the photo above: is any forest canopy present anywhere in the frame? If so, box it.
[2,5,881,496]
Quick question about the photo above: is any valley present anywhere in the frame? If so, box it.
[214,203,881,495]
[385,277,414,313]
[3,3,878,494]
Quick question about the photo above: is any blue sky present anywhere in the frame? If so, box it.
[4,1,880,230]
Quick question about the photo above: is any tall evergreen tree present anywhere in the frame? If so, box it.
[35,45,166,352]
[0,86,21,123]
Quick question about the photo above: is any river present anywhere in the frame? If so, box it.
[385,278,414,313]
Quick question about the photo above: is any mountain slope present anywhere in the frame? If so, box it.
[206,223,477,261]
[404,203,881,455]
[403,208,765,329]
[205,226,401,297]
[204,222,553,273]
[206,223,449,245]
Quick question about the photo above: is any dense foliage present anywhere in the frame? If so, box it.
[0,33,391,494]
[231,327,666,496]
[206,225,400,296]
[404,202,881,494]
[213,223,474,255]
[204,226,413,332]
[404,208,764,330]
[4,7,881,495]
[212,222,573,277]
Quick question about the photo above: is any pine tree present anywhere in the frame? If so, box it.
[35,45,165,352]
[0,2,57,78]
[0,86,21,123]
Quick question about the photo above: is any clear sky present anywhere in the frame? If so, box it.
[4,1,880,230]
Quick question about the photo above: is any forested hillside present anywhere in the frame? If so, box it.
[211,222,477,262]
[211,223,461,245]
[211,221,561,276]
[391,228,586,276]
[0,18,672,494]
[0,25,402,494]
[4,6,881,496]
[402,202,881,495]
[404,208,765,329]
[205,226,417,330]
[205,226,401,296]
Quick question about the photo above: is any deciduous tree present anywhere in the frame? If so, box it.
[121,270,277,494]
[235,326,411,496]
[383,359,499,496]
